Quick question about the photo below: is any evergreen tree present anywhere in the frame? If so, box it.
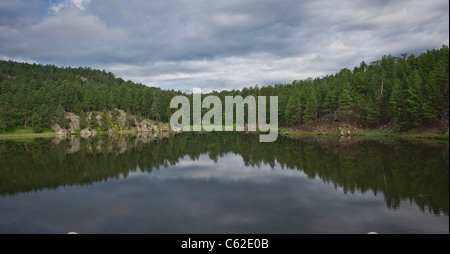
[337,85,353,123]
[100,111,110,131]
[406,70,423,127]
[165,104,172,122]
[303,92,318,124]
[111,109,119,123]
[126,113,136,127]
[390,79,408,129]
[30,105,50,133]
[88,111,99,128]
[284,95,301,126]
[54,105,66,128]
[0,103,18,132]
[79,112,87,130]
[422,65,445,123]
[30,112,43,133]
[151,94,160,121]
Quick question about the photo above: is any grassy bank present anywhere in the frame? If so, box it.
[2,126,448,141]
[0,126,174,139]
[0,127,55,135]
[352,130,448,140]
[0,128,57,139]
[282,132,340,137]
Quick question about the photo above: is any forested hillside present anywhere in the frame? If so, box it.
[214,45,448,131]
[0,45,448,134]
[215,46,449,132]
[0,62,181,133]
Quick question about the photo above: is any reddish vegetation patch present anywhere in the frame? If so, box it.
[291,116,356,134]
[289,114,446,136]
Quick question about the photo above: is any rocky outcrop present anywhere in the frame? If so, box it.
[51,123,68,135]
[80,127,97,137]
[51,109,176,135]
[66,112,80,133]
[339,124,354,136]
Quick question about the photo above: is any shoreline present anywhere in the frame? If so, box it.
[0,133,62,139]
[0,130,174,139]
[281,131,449,141]
[1,129,448,141]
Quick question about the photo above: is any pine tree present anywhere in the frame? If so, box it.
[54,105,66,128]
[284,95,301,126]
[337,85,353,124]
[31,105,50,133]
[303,93,318,124]
[165,104,172,123]
[88,111,99,128]
[111,109,118,123]
[366,98,379,125]
[126,112,136,127]
[79,112,87,129]
[390,79,408,130]
[31,112,43,133]
[100,111,110,131]
[406,70,423,127]
[151,94,160,122]
[0,102,18,132]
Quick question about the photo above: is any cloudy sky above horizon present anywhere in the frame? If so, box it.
[0,0,448,92]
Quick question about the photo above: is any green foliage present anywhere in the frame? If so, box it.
[303,90,318,124]
[337,85,353,123]
[126,114,136,127]
[165,104,172,122]
[64,118,71,129]
[79,112,87,130]
[54,105,70,129]
[88,111,99,129]
[150,94,159,120]
[30,112,44,133]
[0,60,181,133]
[405,70,423,127]
[0,45,448,132]
[100,111,110,131]
[390,79,408,129]
[111,109,119,123]
[0,103,19,133]
[354,92,378,126]
[284,94,302,126]
[30,104,51,133]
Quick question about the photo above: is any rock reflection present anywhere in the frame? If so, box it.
[0,132,448,215]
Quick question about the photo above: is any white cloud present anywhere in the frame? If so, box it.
[51,0,90,13]
[71,0,90,10]
[106,54,328,92]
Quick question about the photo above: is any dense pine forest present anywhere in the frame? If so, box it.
[0,45,448,134]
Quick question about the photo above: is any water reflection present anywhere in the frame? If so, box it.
[0,133,448,233]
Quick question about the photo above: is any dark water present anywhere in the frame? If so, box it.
[0,133,448,234]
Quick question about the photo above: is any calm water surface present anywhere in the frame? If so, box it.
[0,133,448,233]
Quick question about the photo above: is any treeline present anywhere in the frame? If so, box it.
[213,45,448,130]
[0,62,181,132]
[0,45,448,133]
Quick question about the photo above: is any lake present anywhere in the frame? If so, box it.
[0,133,448,234]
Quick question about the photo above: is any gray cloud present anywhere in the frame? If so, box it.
[0,0,448,91]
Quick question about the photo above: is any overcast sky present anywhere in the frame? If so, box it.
[0,0,448,92]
